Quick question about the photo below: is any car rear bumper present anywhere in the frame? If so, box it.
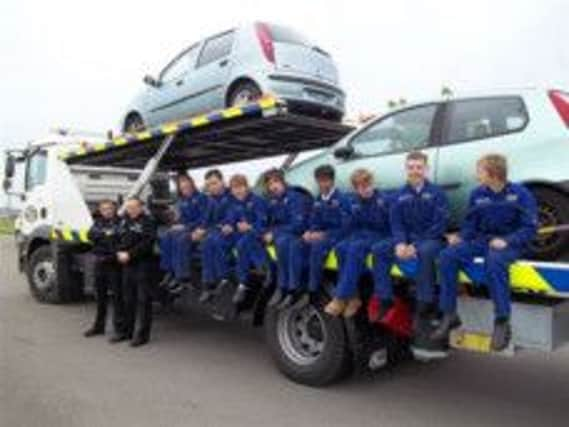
[266,73,345,116]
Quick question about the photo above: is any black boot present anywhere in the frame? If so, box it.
[158,273,173,289]
[199,283,216,304]
[109,333,129,344]
[262,266,273,289]
[232,284,249,305]
[130,335,149,347]
[491,318,512,352]
[430,313,462,341]
[413,302,435,334]
[84,325,104,338]
[268,288,284,308]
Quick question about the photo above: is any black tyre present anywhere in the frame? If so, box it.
[530,187,569,260]
[27,245,60,303]
[228,81,262,107]
[123,113,145,133]
[264,296,352,387]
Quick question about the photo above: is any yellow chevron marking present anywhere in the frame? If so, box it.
[50,229,58,240]
[79,229,90,243]
[94,142,107,151]
[135,130,152,141]
[510,263,552,293]
[191,115,210,127]
[258,96,277,109]
[161,123,179,134]
[113,137,128,146]
[62,227,73,241]
[222,107,244,119]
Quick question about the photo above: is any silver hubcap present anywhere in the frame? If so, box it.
[277,305,326,365]
[33,261,55,291]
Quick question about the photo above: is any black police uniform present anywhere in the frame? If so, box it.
[117,213,157,345]
[86,216,123,335]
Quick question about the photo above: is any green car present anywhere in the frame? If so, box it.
[285,88,569,260]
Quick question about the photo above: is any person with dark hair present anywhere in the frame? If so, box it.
[262,168,311,308]
[158,173,208,293]
[372,151,449,339]
[286,164,351,308]
[84,199,124,338]
[223,174,270,305]
[115,197,157,347]
[431,154,537,351]
[198,169,234,303]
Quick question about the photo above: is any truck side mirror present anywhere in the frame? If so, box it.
[3,177,12,192]
[333,145,355,160]
[143,75,161,88]
[4,154,15,178]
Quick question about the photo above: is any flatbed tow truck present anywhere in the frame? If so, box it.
[4,96,569,386]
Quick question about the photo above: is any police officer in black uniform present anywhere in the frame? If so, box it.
[115,197,157,347]
[84,199,124,338]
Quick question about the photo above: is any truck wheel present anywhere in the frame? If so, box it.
[530,187,569,260]
[27,246,60,303]
[264,297,352,387]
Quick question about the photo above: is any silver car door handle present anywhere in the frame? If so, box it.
[175,79,184,86]
[219,59,229,67]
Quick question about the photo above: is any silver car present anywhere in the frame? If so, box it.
[121,22,346,132]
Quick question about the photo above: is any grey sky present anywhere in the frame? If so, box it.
[1,0,568,205]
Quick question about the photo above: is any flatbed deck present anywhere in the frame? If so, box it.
[61,97,354,169]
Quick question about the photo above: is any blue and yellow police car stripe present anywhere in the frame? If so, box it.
[267,246,569,297]
[59,97,280,161]
[50,226,90,244]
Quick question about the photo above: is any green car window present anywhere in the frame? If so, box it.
[350,104,438,156]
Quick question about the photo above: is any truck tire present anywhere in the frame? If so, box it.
[27,245,61,303]
[264,296,352,387]
[530,187,569,260]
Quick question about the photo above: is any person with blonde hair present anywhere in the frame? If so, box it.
[325,168,392,317]
[431,154,537,351]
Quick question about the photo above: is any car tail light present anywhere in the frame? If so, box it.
[548,90,569,127]
[255,22,275,64]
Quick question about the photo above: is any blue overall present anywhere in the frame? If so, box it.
[438,183,537,319]
[267,188,310,291]
[225,193,269,284]
[372,180,448,305]
[159,191,208,280]
[288,189,351,293]
[334,190,391,299]
[201,190,234,286]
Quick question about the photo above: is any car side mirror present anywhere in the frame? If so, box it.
[4,154,15,178]
[333,145,355,160]
[143,75,160,88]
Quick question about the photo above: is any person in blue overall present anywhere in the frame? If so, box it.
[198,169,234,303]
[431,154,537,351]
[373,151,448,334]
[286,165,351,309]
[224,174,271,305]
[158,173,208,293]
[325,168,392,318]
[262,168,311,308]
